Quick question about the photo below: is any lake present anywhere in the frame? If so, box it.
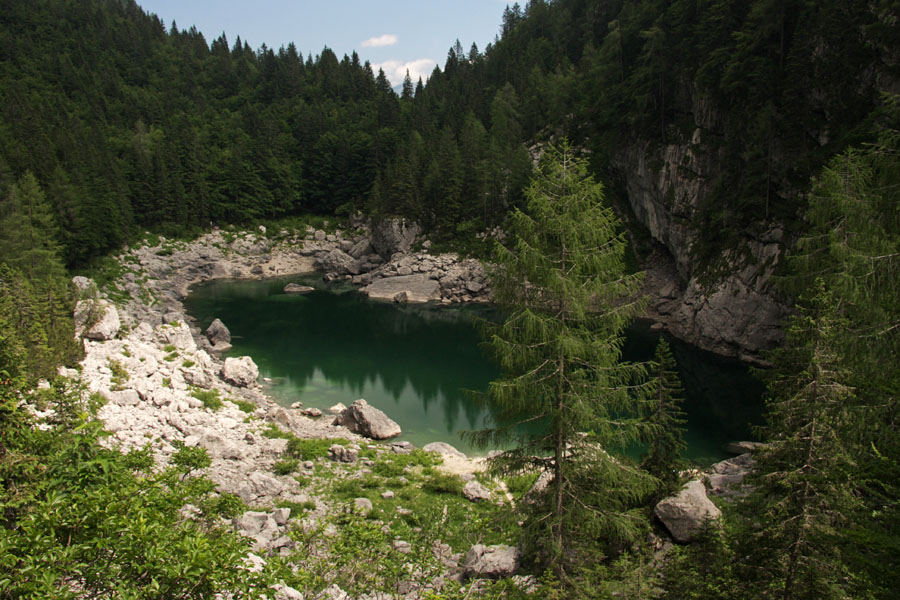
[184,274,765,464]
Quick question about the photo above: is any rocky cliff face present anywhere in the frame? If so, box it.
[614,109,787,362]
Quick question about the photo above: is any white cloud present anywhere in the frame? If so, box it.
[372,58,438,87]
[361,34,398,48]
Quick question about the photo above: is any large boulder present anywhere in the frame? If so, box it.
[362,274,440,303]
[370,218,421,259]
[654,479,722,542]
[319,249,357,275]
[333,399,401,440]
[423,441,467,459]
[221,356,259,387]
[462,480,492,502]
[74,299,120,340]
[205,318,231,346]
[463,544,519,579]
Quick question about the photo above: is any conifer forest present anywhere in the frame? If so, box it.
[1,1,898,598]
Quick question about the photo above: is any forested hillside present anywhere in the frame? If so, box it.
[2,1,900,598]
[2,0,896,270]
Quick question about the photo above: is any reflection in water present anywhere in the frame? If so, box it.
[185,275,502,452]
[185,275,764,462]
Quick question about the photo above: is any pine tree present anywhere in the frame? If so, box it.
[468,141,654,585]
[640,338,687,493]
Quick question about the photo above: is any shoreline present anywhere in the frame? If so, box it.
[77,224,491,502]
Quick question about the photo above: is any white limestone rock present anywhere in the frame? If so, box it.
[463,544,520,579]
[221,356,259,387]
[333,399,401,440]
[75,299,121,340]
[462,480,492,503]
[423,441,467,459]
[654,479,722,542]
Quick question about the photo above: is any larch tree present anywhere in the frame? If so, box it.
[468,141,655,585]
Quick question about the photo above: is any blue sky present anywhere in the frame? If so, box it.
[137,0,511,86]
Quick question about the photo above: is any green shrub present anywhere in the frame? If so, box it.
[274,459,299,476]
[0,381,271,598]
[234,399,256,413]
[191,388,222,411]
[108,359,129,391]
[276,500,316,515]
[286,437,344,461]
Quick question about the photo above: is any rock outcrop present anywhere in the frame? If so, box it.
[205,318,231,347]
[706,452,755,498]
[74,299,121,341]
[333,399,402,440]
[616,127,787,362]
[423,442,467,459]
[654,479,722,542]
[463,544,520,579]
[362,274,441,303]
[370,217,422,259]
[283,283,314,294]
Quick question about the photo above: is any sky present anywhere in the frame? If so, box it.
[137,0,512,86]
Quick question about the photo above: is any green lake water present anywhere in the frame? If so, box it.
[184,274,765,464]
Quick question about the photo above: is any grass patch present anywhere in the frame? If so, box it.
[505,472,540,499]
[108,359,129,391]
[275,499,316,515]
[233,399,256,413]
[422,472,464,495]
[286,437,345,461]
[369,449,440,478]
[181,359,195,368]
[274,459,299,476]
[191,388,223,411]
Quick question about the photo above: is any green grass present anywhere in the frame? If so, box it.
[286,437,345,461]
[274,459,299,476]
[191,388,223,411]
[233,399,256,413]
[275,499,316,515]
[108,359,129,391]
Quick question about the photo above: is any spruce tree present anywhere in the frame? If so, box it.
[0,172,65,282]
[469,141,654,585]
[640,338,687,493]
[748,280,859,600]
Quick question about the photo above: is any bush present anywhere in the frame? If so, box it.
[274,459,299,476]
[422,472,464,495]
[0,381,272,598]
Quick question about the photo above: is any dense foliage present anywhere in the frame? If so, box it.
[2,0,896,268]
[2,0,899,597]
[469,143,656,591]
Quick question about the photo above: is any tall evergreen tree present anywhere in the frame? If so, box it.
[747,280,859,600]
[468,141,654,588]
[0,172,65,282]
[640,338,687,493]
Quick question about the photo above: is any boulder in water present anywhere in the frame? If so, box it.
[333,399,401,440]
[205,318,231,346]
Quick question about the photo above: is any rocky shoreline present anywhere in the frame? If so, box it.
[63,219,520,598]
[60,219,760,598]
